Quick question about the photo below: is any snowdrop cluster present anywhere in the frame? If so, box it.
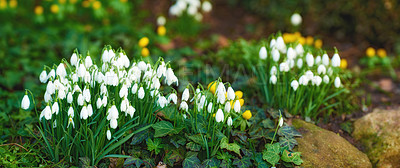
[169,0,212,21]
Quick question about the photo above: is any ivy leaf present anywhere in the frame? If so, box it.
[262,151,280,166]
[281,150,303,165]
[152,121,175,137]
[278,126,301,138]
[146,138,163,155]
[279,137,298,150]
[233,157,252,168]
[183,154,201,168]
[186,142,201,151]
[123,157,143,168]
[202,157,220,168]
[220,137,241,156]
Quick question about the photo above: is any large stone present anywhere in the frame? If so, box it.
[292,119,372,168]
[353,108,400,168]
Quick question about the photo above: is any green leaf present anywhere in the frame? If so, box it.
[278,126,301,138]
[255,153,270,168]
[187,134,204,145]
[262,151,280,166]
[130,129,150,145]
[170,135,187,148]
[233,157,252,168]
[186,142,201,151]
[232,130,248,144]
[261,119,275,129]
[146,138,163,155]
[164,149,184,166]
[183,154,201,168]
[220,137,241,156]
[123,157,143,168]
[202,157,220,168]
[281,150,303,165]
[265,143,280,154]
[152,121,175,138]
[79,157,92,168]
[279,137,298,150]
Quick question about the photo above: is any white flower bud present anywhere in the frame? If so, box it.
[207,102,213,113]
[287,47,296,60]
[227,87,235,100]
[138,87,145,99]
[227,117,233,126]
[224,102,231,113]
[322,53,330,66]
[317,65,326,75]
[215,109,224,123]
[272,48,280,62]
[290,13,302,26]
[85,56,93,68]
[87,104,93,117]
[52,102,59,115]
[270,66,277,75]
[168,93,178,104]
[291,80,299,91]
[306,53,314,67]
[297,58,303,69]
[323,75,330,84]
[71,53,78,66]
[68,106,74,118]
[110,119,118,129]
[234,100,241,113]
[334,77,341,88]
[182,88,189,101]
[279,117,284,127]
[270,75,277,84]
[202,1,212,12]
[106,130,111,140]
[80,106,88,120]
[39,70,48,83]
[315,56,321,64]
[332,53,341,67]
[21,94,30,110]
[56,63,66,78]
[259,46,267,60]
[180,101,188,111]
[67,92,73,104]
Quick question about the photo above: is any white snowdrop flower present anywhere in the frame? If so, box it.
[53,119,57,128]
[331,53,341,67]
[279,117,284,127]
[313,76,322,86]
[39,70,48,83]
[279,62,289,72]
[48,69,55,80]
[180,101,188,111]
[83,71,91,84]
[322,53,330,66]
[131,83,138,94]
[157,16,166,26]
[110,119,118,129]
[276,36,286,53]
[107,105,119,120]
[67,92,73,104]
[85,56,93,68]
[227,87,235,100]
[52,102,59,115]
[234,100,241,113]
[227,117,233,126]
[323,75,330,84]
[215,109,224,123]
[56,63,66,78]
[83,87,91,102]
[270,75,277,84]
[196,88,201,94]
[44,91,52,103]
[295,44,304,56]
[299,75,309,86]
[334,77,341,88]
[166,68,179,86]
[68,106,74,117]
[224,102,231,113]
[77,64,86,78]
[327,67,333,76]
[272,48,280,62]
[187,5,198,16]
[158,96,168,108]
[168,93,178,104]
[202,1,212,12]
[287,47,296,60]
[102,95,108,106]
[259,46,267,60]
[42,105,52,120]
[317,65,326,75]
[77,93,84,106]
[127,106,136,118]
[96,97,102,109]
[306,53,314,67]
[108,50,116,61]
[169,5,180,16]
[119,85,128,98]
[102,49,110,63]
[150,90,159,98]
[270,66,277,75]
[46,81,55,95]
[95,71,104,83]
[100,84,107,96]
[315,56,322,64]
[290,12,302,26]
[72,74,78,83]
[305,70,314,81]
[151,77,161,90]
[87,104,93,117]
[270,39,276,48]
[297,58,303,69]
[120,98,128,112]
[80,106,88,120]
[207,102,213,113]
[291,80,299,91]
[106,130,111,140]
[58,89,66,100]
[138,61,147,71]
[157,62,167,78]
[21,94,30,110]
[138,87,145,99]
[288,59,295,69]
[198,95,206,110]
[67,117,75,128]
[70,53,78,66]
[216,82,226,104]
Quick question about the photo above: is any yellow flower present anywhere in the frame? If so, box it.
[82,0,90,7]
[208,82,217,94]
[314,39,323,49]
[50,4,59,13]
[0,0,7,9]
[283,33,293,43]
[377,48,387,58]
[120,0,128,2]
[9,0,17,8]
[366,47,375,57]
[92,1,101,10]
[213,113,216,118]
[306,36,314,45]
[239,98,244,106]
[242,110,252,120]
[235,91,243,99]
[230,100,234,109]
[59,0,67,4]
[157,26,166,36]
[298,37,306,45]
[35,6,43,15]
[340,59,348,69]
[138,37,149,48]
[141,48,150,57]
[69,0,78,4]
[293,32,301,39]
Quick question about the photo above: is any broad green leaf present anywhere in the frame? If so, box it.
[164,149,184,166]
[279,137,298,150]
[146,138,163,155]
[170,136,187,148]
[152,121,175,137]
[265,143,280,154]
[187,134,204,145]
[123,157,143,168]
[186,142,201,151]
[281,150,303,165]
[130,129,150,145]
[232,130,248,143]
[220,137,241,156]
[233,157,252,168]
[183,154,201,168]
[278,126,301,138]
[262,151,280,166]
[261,119,275,129]
[255,153,271,168]
[202,157,220,168]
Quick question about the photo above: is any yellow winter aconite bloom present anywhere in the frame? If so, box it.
[366,47,375,57]
[306,36,314,45]
[314,39,323,49]
[283,33,293,43]
[138,37,149,48]
[242,110,252,120]
[298,37,306,45]
[92,1,101,10]
[9,0,17,8]
[340,59,348,69]
[208,82,217,94]
[157,26,166,36]
[377,48,387,58]
[141,48,150,57]
[35,6,43,15]
[82,0,90,7]
[0,0,6,9]
[293,32,301,39]
[235,91,243,99]
[120,0,128,2]
[239,98,244,106]
[50,4,59,13]
[59,0,67,4]
[69,0,78,4]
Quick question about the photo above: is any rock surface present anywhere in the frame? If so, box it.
[292,119,372,168]
[353,108,400,168]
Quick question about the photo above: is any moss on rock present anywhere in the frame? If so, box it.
[292,119,372,168]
